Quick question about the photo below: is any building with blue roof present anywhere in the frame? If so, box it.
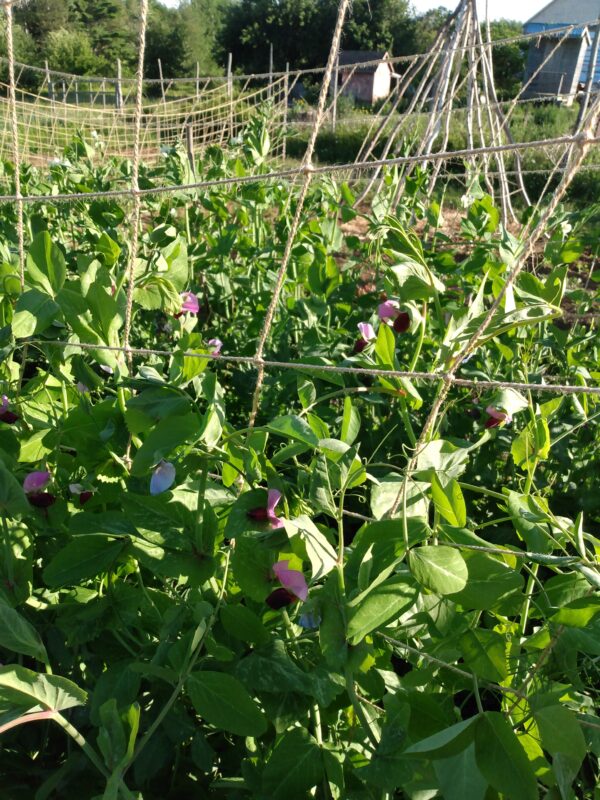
[523,1,600,104]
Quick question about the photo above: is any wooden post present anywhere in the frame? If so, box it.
[74,80,79,106]
[115,58,123,110]
[332,54,339,132]
[577,18,600,127]
[195,61,200,99]
[268,42,273,99]
[227,52,233,139]
[102,78,106,109]
[158,58,166,104]
[62,80,66,103]
[44,59,53,103]
[283,61,289,160]
[186,123,195,172]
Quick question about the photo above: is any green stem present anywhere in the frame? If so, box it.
[1,515,14,585]
[408,302,427,373]
[344,667,379,750]
[399,397,417,447]
[519,563,540,637]
[123,547,231,776]
[194,459,209,551]
[459,482,506,502]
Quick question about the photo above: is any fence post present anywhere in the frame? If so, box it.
[115,58,123,111]
[195,61,200,100]
[268,42,273,99]
[227,52,233,140]
[283,61,289,160]
[186,123,195,172]
[332,53,339,132]
[158,58,166,104]
[44,59,53,104]
[74,80,79,106]
[577,17,600,127]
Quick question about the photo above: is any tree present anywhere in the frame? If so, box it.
[15,0,70,43]
[45,28,101,74]
[179,0,228,74]
[488,20,527,99]
[144,3,187,80]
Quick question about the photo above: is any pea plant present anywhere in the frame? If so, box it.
[0,123,599,800]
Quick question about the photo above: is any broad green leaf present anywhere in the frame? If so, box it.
[347,572,418,644]
[459,629,508,682]
[449,553,523,611]
[297,377,316,409]
[220,605,270,646]
[371,473,429,521]
[409,545,468,594]
[43,535,128,588]
[341,396,360,445]
[267,415,319,447]
[230,534,273,601]
[551,596,600,627]
[0,602,48,663]
[0,463,30,517]
[0,665,86,712]
[474,712,537,800]
[262,727,324,800]
[511,418,551,470]
[26,232,66,296]
[96,232,121,266]
[187,671,267,737]
[283,515,337,580]
[405,717,476,758]
[430,474,466,527]
[534,704,586,797]
[389,260,445,301]
[433,743,488,800]
[11,289,60,338]
[131,411,202,475]
[375,323,395,367]
[236,640,311,695]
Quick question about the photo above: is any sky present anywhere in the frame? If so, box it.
[159,0,546,22]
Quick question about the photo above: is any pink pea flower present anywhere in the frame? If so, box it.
[272,560,309,601]
[247,489,284,528]
[378,300,410,333]
[208,338,223,356]
[180,292,199,315]
[150,461,176,495]
[0,395,19,424]
[354,322,376,353]
[485,406,512,429]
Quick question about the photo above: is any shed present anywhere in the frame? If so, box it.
[523,1,599,104]
[336,51,393,105]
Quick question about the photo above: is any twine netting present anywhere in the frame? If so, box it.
[1,0,600,724]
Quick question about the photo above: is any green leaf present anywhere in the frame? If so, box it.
[262,727,324,800]
[43,535,128,588]
[0,463,30,517]
[430,475,466,527]
[375,323,396,367]
[96,232,121,266]
[551,596,600,627]
[266,415,319,447]
[0,602,48,663]
[26,232,66,296]
[220,605,270,646]
[230,534,273,601]
[340,396,360,445]
[0,665,86,712]
[511,417,551,470]
[459,629,508,682]
[389,260,445,301]
[131,412,202,475]
[534,704,586,797]
[11,289,60,338]
[409,546,468,595]
[405,717,476,758]
[433,744,488,800]
[347,572,418,644]
[283,515,337,580]
[449,553,523,611]
[187,671,267,737]
[371,473,429,521]
[474,712,537,800]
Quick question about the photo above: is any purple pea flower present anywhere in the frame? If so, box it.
[69,483,94,506]
[76,382,89,394]
[180,292,200,315]
[272,560,309,601]
[208,338,223,356]
[0,395,19,424]
[150,461,176,495]
[354,322,376,354]
[247,489,284,528]
[23,470,56,508]
[378,300,410,333]
[23,471,51,494]
[485,406,512,429]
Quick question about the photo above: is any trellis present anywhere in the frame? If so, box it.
[1,0,600,779]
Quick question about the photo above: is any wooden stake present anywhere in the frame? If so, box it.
[196,61,200,99]
[268,42,273,99]
[283,61,289,160]
[186,123,194,172]
[332,54,339,132]
[158,58,166,104]
[116,58,123,111]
